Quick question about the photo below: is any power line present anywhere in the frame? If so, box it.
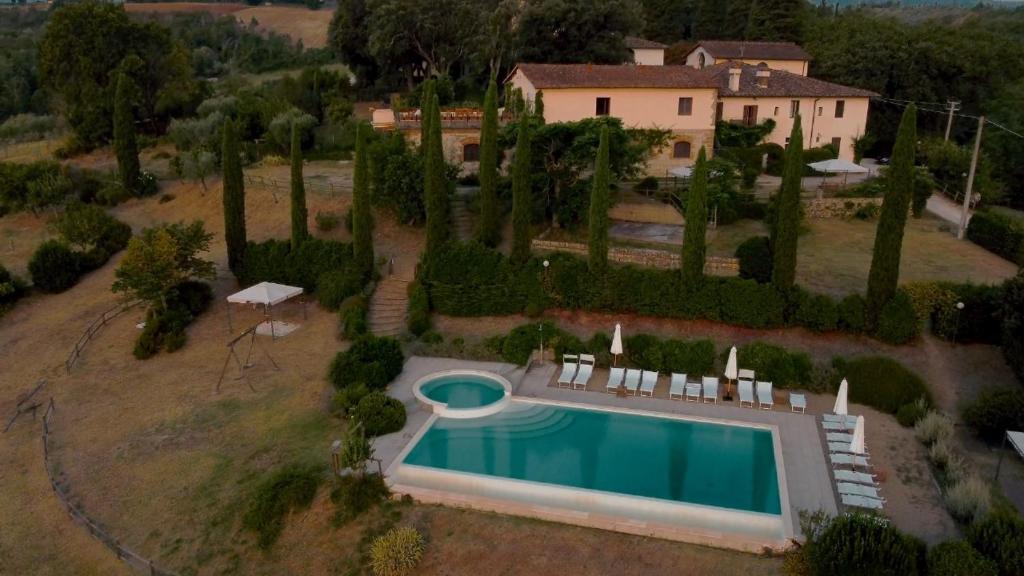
[873,97,1024,140]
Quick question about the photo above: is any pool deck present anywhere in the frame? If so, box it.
[377,356,838,549]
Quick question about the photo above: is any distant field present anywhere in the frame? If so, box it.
[124,2,333,48]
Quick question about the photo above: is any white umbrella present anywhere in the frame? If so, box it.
[834,378,849,416]
[849,415,866,455]
[724,346,738,381]
[610,324,623,366]
[806,159,869,174]
[668,166,693,178]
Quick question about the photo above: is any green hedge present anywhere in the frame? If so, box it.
[316,267,365,311]
[407,280,431,336]
[735,236,771,283]
[875,289,921,344]
[966,210,1024,265]
[133,281,213,359]
[967,513,1024,576]
[736,342,813,389]
[238,238,355,293]
[927,540,997,576]
[338,295,368,340]
[625,334,716,375]
[961,386,1024,443]
[1004,271,1024,383]
[421,241,535,316]
[28,241,82,293]
[328,336,404,390]
[810,514,926,576]
[832,356,931,414]
[351,392,407,437]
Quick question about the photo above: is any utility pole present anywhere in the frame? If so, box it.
[944,100,961,142]
[958,115,984,240]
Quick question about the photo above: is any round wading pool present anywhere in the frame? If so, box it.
[413,370,512,418]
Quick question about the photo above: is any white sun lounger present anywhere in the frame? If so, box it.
[834,469,877,486]
[838,482,884,500]
[685,379,702,402]
[822,421,856,431]
[827,432,854,443]
[669,373,687,400]
[738,368,755,381]
[829,441,869,454]
[790,392,806,413]
[624,369,641,396]
[572,354,595,390]
[842,494,884,510]
[557,355,578,388]
[756,381,774,410]
[605,367,625,393]
[738,379,755,408]
[640,370,658,397]
[702,376,719,404]
[823,414,858,426]
[831,453,870,468]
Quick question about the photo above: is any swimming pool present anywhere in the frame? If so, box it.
[412,370,512,418]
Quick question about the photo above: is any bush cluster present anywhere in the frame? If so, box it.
[832,356,931,415]
[316,267,365,311]
[133,281,213,359]
[407,281,431,337]
[28,205,132,293]
[809,513,926,576]
[927,540,997,576]
[339,295,368,340]
[328,335,404,390]
[0,263,26,308]
[370,526,425,576]
[903,281,1003,345]
[966,209,1024,265]
[330,473,389,526]
[624,334,716,375]
[351,391,407,437]
[966,513,1024,576]
[874,289,922,344]
[735,342,813,389]
[961,386,1024,443]
[735,235,772,283]
[237,238,357,293]
[242,463,323,549]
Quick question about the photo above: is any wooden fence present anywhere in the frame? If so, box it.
[65,300,141,374]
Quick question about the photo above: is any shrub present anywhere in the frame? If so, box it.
[339,295,368,340]
[914,410,954,446]
[735,236,772,283]
[351,392,407,437]
[896,397,929,427]
[833,356,931,414]
[838,293,867,332]
[238,238,354,293]
[492,322,553,365]
[736,342,812,389]
[28,241,81,293]
[330,473,389,526]
[658,338,716,376]
[794,292,839,332]
[1004,271,1024,383]
[331,383,369,417]
[0,263,26,307]
[718,279,786,328]
[635,176,659,193]
[315,210,340,231]
[962,386,1024,443]
[407,281,430,337]
[242,463,323,549]
[928,540,997,576]
[809,513,926,576]
[317,268,365,311]
[370,526,425,576]
[966,209,1024,265]
[328,336,404,390]
[875,289,921,344]
[133,281,213,359]
[967,513,1024,576]
[928,439,964,477]
[945,475,992,525]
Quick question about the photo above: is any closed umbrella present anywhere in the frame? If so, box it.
[724,346,738,400]
[610,324,623,366]
[834,378,849,416]
[849,415,866,455]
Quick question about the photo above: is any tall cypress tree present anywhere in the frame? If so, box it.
[352,123,374,276]
[510,115,532,265]
[221,119,246,274]
[289,123,309,249]
[589,126,611,274]
[113,70,140,196]
[534,90,545,124]
[681,147,709,286]
[771,115,804,291]
[866,104,918,328]
[424,95,448,254]
[476,78,500,247]
[419,79,435,152]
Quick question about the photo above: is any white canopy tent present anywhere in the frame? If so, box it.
[807,159,869,195]
[226,281,305,338]
[668,166,694,178]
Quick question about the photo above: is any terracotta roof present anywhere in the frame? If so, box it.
[624,36,667,50]
[695,40,812,61]
[706,62,877,98]
[511,63,717,89]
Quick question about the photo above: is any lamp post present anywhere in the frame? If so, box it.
[953,301,965,344]
[537,260,549,365]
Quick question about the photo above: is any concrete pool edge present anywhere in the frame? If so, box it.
[384,395,795,552]
[411,369,512,419]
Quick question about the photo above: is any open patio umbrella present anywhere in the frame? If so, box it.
[834,378,849,416]
[610,324,623,366]
[849,415,866,455]
[724,346,738,400]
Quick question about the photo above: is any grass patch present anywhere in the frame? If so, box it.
[242,462,324,549]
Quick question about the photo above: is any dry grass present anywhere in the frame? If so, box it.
[233,6,334,49]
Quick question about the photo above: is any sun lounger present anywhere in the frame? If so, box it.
[838,482,883,500]
[557,355,578,388]
[738,368,755,381]
[683,378,701,402]
[756,381,774,410]
[822,421,855,431]
[827,432,854,443]
[738,379,755,408]
[841,494,884,510]
[669,373,687,400]
[830,453,870,468]
[833,469,877,486]
[572,354,595,390]
[823,414,858,426]
[640,370,658,397]
[624,369,641,396]
[829,441,869,454]
[605,367,625,393]
[790,393,806,413]
[702,376,719,404]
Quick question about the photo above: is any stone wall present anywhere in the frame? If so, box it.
[531,239,739,276]
[803,197,883,219]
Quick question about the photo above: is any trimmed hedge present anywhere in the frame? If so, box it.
[794,291,840,332]
[338,295,368,340]
[1004,271,1024,383]
[735,236,772,283]
[904,281,1003,345]
[736,342,813,389]
[810,514,926,576]
[625,334,716,376]
[328,336,404,390]
[875,289,921,344]
[962,386,1024,443]
[833,356,931,414]
[316,267,365,311]
[966,210,1024,265]
[351,391,407,437]
[237,238,355,293]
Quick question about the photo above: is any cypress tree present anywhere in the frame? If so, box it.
[113,70,140,195]
[771,115,804,290]
[221,120,246,274]
[589,126,611,274]
[289,122,309,249]
[352,123,374,276]
[476,78,500,247]
[424,95,448,254]
[510,115,532,265]
[866,104,918,328]
[534,90,545,124]
[420,79,435,152]
[681,147,709,286]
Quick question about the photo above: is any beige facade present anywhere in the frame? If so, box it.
[717,96,869,160]
[686,47,809,75]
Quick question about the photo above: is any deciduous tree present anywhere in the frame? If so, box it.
[516,0,642,64]
[112,221,215,310]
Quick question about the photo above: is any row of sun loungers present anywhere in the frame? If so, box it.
[557,354,596,390]
[824,412,885,511]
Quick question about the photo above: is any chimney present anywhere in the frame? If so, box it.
[728,63,742,92]
[755,65,770,88]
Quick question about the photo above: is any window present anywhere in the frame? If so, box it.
[789,100,800,118]
[698,53,706,69]
[831,137,842,151]
[677,97,693,116]
[673,141,691,159]
[774,106,779,116]
[785,137,791,146]
[463,143,480,162]
[818,106,823,116]
[742,105,758,126]
[596,97,611,116]
[835,100,845,118]
[715,101,724,122]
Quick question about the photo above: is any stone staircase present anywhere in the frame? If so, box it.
[451,187,476,241]
[368,274,411,337]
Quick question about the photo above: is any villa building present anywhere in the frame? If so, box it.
[684,40,812,76]
[625,36,667,66]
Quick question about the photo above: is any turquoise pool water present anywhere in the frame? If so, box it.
[403,402,781,515]
[419,374,506,409]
